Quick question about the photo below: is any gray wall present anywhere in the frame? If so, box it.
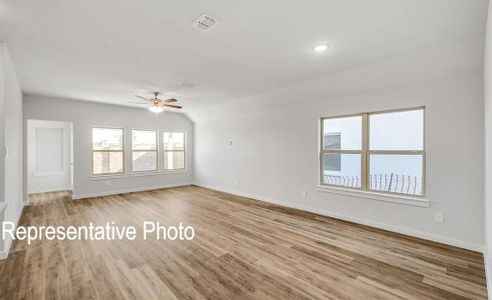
[483,0,492,297]
[23,96,194,200]
[0,46,5,254]
[0,43,23,257]
[195,73,484,251]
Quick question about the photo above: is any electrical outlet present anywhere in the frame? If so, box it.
[301,190,307,198]
[434,212,444,223]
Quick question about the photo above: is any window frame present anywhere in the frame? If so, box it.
[92,126,125,176]
[319,106,425,198]
[163,131,186,171]
[131,129,159,173]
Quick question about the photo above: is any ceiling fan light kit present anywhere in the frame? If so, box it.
[129,92,183,113]
[148,104,164,113]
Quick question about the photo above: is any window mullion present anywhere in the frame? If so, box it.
[323,150,360,154]
[361,113,369,190]
[368,150,424,155]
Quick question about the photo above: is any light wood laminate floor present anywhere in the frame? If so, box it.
[0,186,487,299]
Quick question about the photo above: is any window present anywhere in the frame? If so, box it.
[132,129,158,172]
[92,127,124,175]
[320,107,424,196]
[163,132,185,170]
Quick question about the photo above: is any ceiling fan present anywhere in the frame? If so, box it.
[127,92,182,113]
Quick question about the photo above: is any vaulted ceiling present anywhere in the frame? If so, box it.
[0,0,488,119]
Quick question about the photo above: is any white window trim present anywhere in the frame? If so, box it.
[317,185,429,207]
[319,106,426,200]
[161,169,189,175]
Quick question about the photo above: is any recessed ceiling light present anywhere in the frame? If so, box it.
[313,44,328,52]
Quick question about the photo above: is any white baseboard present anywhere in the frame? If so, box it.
[72,182,193,199]
[28,186,72,194]
[194,183,483,252]
[0,204,24,260]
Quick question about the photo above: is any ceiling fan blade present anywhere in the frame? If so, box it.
[163,103,182,109]
[163,98,177,103]
[127,101,148,104]
[135,95,149,101]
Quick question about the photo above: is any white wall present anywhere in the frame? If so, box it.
[0,43,23,258]
[0,47,6,254]
[27,120,72,193]
[195,72,484,251]
[483,0,492,296]
[23,96,194,200]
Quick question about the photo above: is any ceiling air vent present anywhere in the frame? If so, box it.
[191,14,219,32]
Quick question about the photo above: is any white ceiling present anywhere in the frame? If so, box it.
[0,0,488,115]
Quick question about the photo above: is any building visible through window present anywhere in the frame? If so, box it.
[323,133,341,172]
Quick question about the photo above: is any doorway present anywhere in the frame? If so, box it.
[27,119,73,205]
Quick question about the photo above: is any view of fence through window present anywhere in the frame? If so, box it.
[321,108,424,196]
